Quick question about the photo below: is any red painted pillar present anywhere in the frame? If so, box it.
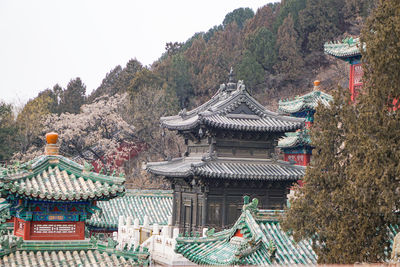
[349,65,355,102]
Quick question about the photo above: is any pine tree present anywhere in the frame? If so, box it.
[59,77,86,114]
[275,13,304,80]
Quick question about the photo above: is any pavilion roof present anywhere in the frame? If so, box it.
[175,199,317,265]
[87,190,173,229]
[324,37,363,59]
[0,155,125,202]
[161,79,304,133]
[278,130,312,149]
[147,157,305,181]
[0,239,149,266]
[278,90,332,115]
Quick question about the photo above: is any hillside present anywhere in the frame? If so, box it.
[0,0,377,187]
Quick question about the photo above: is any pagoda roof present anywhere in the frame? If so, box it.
[278,90,333,115]
[175,200,317,265]
[0,239,149,266]
[278,130,311,149]
[0,155,125,202]
[147,157,305,181]
[87,190,173,229]
[324,37,363,59]
[161,80,304,132]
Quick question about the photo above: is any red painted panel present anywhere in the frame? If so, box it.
[14,218,85,240]
[284,153,311,166]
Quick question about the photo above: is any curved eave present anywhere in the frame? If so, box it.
[278,92,333,115]
[1,187,125,202]
[146,158,198,178]
[147,167,193,178]
[194,161,305,181]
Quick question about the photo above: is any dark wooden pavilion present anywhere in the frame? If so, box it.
[147,70,305,233]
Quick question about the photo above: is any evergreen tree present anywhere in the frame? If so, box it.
[0,102,17,161]
[275,13,304,80]
[88,66,123,102]
[244,27,277,73]
[223,8,254,29]
[59,77,86,114]
[283,0,400,262]
[282,89,360,263]
[299,0,345,52]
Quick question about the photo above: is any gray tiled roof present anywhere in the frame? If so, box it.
[87,190,173,229]
[278,90,333,114]
[147,157,305,181]
[0,155,125,201]
[161,81,304,132]
[324,37,363,59]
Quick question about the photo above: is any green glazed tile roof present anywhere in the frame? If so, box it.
[278,90,333,114]
[0,239,150,266]
[175,203,316,265]
[324,37,363,59]
[87,190,173,229]
[278,130,312,149]
[147,157,305,181]
[0,155,125,201]
[0,202,11,224]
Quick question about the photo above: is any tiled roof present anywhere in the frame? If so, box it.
[161,80,304,132]
[278,90,333,114]
[175,203,316,265]
[278,131,312,149]
[87,190,173,229]
[0,239,150,266]
[0,202,11,224]
[0,155,125,201]
[147,157,305,181]
[324,37,363,59]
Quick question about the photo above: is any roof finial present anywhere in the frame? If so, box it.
[228,67,234,83]
[313,80,321,91]
[45,132,59,156]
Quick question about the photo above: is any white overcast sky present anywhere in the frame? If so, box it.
[0,0,276,105]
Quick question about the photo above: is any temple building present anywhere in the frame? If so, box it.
[0,133,150,266]
[278,81,333,166]
[147,69,306,233]
[0,132,125,241]
[324,37,363,101]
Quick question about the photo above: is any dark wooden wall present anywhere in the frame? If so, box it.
[170,178,291,234]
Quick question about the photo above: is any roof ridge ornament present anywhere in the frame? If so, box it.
[242,196,259,214]
[226,67,236,92]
